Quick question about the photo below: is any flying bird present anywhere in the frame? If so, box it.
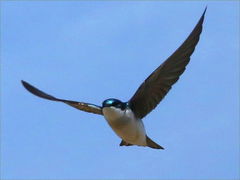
[22,8,206,149]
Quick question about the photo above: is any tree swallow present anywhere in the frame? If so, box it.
[21,8,206,149]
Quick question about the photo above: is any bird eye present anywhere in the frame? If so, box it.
[117,103,126,110]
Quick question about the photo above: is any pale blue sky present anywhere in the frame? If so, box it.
[1,1,239,179]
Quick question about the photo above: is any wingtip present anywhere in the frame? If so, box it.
[21,80,28,88]
[195,6,207,29]
[21,80,32,91]
[203,6,207,14]
[201,6,207,18]
[21,80,27,86]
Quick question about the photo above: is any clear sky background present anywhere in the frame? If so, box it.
[1,1,239,179]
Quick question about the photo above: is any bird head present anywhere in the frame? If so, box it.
[102,98,127,110]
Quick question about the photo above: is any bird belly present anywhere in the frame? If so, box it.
[102,107,147,146]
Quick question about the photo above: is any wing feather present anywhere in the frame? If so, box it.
[21,80,103,115]
[129,8,206,119]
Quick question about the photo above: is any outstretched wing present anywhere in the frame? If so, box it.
[129,8,206,119]
[21,80,103,115]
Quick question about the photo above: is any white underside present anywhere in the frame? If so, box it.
[102,107,147,146]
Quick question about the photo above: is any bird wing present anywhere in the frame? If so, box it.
[128,8,206,119]
[21,80,103,115]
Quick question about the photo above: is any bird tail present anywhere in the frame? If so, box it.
[146,136,164,149]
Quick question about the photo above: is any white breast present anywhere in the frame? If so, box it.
[102,107,147,146]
